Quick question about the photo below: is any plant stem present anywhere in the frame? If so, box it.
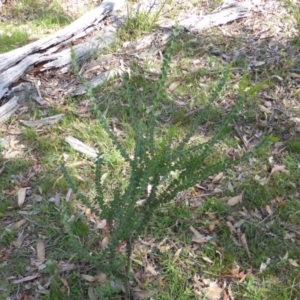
[124,236,132,300]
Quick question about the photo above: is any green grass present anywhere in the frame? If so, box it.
[0,29,29,53]
[118,5,161,42]
[12,0,72,25]
[0,0,73,53]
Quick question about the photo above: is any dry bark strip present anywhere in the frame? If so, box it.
[65,136,99,159]
[20,114,65,128]
[180,1,250,32]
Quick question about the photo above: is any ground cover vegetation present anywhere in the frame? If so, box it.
[1,0,300,299]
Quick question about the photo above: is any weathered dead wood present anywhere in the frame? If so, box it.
[0,96,19,124]
[0,82,44,124]
[65,69,123,96]
[4,82,43,104]
[40,26,118,73]
[0,0,125,99]
[20,114,65,128]
[179,2,250,32]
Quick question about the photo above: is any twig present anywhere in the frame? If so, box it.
[232,120,249,150]
[125,236,133,300]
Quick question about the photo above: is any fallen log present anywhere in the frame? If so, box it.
[0,0,126,100]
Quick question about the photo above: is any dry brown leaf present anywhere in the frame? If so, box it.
[271,75,283,81]
[213,187,223,193]
[284,232,295,240]
[227,283,234,300]
[206,212,216,219]
[74,174,85,182]
[100,173,108,184]
[134,291,156,299]
[146,264,157,276]
[132,258,143,266]
[65,188,72,202]
[224,290,229,300]
[202,256,213,263]
[88,286,97,300]
[95,273,106,284]
[233,219,245,228]
[258,104,271,113]
[227,193,243,206]
[135,199,146,207]
[54,193,60,207]
[225,268,249,282]
[52,175,63,189]
[283,252,289,260]
[270,165,286,175]
[227,181,234,193]
[12,274,39,283]
[250,208,263,220]
[193,235,213,244]
[158,245,172,253]
[212,172,223,183]
[158,276,165,288]
[134,291,155,299]
[226,215,235,222]
[10,136,19,150]
[190,226,202,238]
[208,219,219,232]
[60,277,70,296]
[4,151,22,159]
[101,237,109,249]
[85,208,91,217]
[288,259,299,267]
[174,100,187,106]
[174,248,182,260]
[203,283,223,300]
[168,81,181,91]
[59,263,76,272]
[12,219,26,229]
[12,233,25,248]
[81,274,96,282]
[240,233,251,258]
[226,221,236,233]
[259,262,268,272]
[290,72,300,78]
[65,136,98,159]
[37,241,45,263]
[259,258,270,272]
[252,61,265,67]
[265,204,272,215]
[97,219,107,229]
[263,101,272,107]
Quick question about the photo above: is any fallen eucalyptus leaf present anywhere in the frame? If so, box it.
[227,192,243,206]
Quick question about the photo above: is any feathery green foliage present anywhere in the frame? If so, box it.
[61,28,263,298]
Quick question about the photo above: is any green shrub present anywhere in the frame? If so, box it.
[62,28,264,299]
